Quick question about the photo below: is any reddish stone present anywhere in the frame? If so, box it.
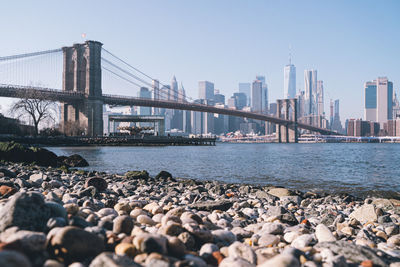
[212,251,224,265]
[361,260,373,267]
[0,185,17,197]
[301,219,311,226]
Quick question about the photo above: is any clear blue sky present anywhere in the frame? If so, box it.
[0,0,399,120]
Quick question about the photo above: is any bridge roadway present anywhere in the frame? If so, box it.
[0,84,338,135]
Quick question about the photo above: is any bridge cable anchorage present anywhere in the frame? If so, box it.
[101,48,193,102]
[0,48,62,62]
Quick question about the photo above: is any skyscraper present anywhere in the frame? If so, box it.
[331,99,343,133]
[364,77,393,127]
[256,75,268,112]
[239,83,251,106]
[233,92,247,110]
[316,80,324,116]
[138,87,151,115]
[178,82,186,103]
[284,64,296,99]
[251,80,263,113]
[304,70,317,115]
[171,76,178,102]
[198,81,214,101]
[152,79,160,115]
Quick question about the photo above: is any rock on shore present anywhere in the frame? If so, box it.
[0,141,88,167]
[0,162,399,266]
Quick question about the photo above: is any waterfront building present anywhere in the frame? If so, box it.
[284,63,296,99]
[251,80,263,113]
[199,81,215,101]
[364,77,393,128]
[233,92,247,110]
[347,119,380,137]
[239,82,251,105]
[304,70,317,115]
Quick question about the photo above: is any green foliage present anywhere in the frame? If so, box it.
[125,170,149,179]
[58,165,70,173]
[0,141,26,153]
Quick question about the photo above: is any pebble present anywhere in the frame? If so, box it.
[50,226,105,262]
[315,224,336,242]
[113,215,134,234]
[0,162,397,266]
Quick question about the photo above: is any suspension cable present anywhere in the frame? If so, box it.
[0,48,62,62]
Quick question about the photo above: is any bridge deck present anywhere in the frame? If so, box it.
[0,85,339,135]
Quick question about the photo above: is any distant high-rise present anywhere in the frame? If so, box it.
[152,79,160,115]
[364,77,393,127]
[138,87,151,115]
[304,70,317,115]
[316,80,324,116]
[251,80,263,113]
[239,83,251,105]
[214,93,225,105]
[256,75,268,112]
[177,82,186,103]
[331,99,343,133]
[233,92,247,110]
[284,64,296,99]
[199,81,214,101]
[171,76,178,101]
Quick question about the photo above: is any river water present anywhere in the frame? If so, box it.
[48,143,400,198]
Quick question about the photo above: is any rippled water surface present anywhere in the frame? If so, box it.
[48,143,400,198]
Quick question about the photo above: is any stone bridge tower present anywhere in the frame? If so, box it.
[276,98,298,143]
[60,41,104,136]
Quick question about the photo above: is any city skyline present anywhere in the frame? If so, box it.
[0,1,399,122]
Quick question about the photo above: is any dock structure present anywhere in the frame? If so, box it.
[0,136,216,146]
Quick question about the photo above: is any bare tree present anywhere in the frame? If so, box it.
[11,92,58,136]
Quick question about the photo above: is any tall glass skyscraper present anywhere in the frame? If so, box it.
[364,81,377,121]
[364,77,393,127]
[256,75,268,113]
[317,80,324,116]
[284,64,296,99]
[239,83,251,106]
[304,70,317,115]
[251,80,263,113]
[198,81,214,101]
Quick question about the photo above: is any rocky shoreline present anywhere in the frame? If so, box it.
[0,163,399,267]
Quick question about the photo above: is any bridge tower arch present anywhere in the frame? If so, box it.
[61,41,103,136]
[276,98,298,143]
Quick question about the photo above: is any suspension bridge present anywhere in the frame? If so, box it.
[0,40,339,142]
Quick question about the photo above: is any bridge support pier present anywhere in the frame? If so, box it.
[60,41,103,136]
[276,99,298,143]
